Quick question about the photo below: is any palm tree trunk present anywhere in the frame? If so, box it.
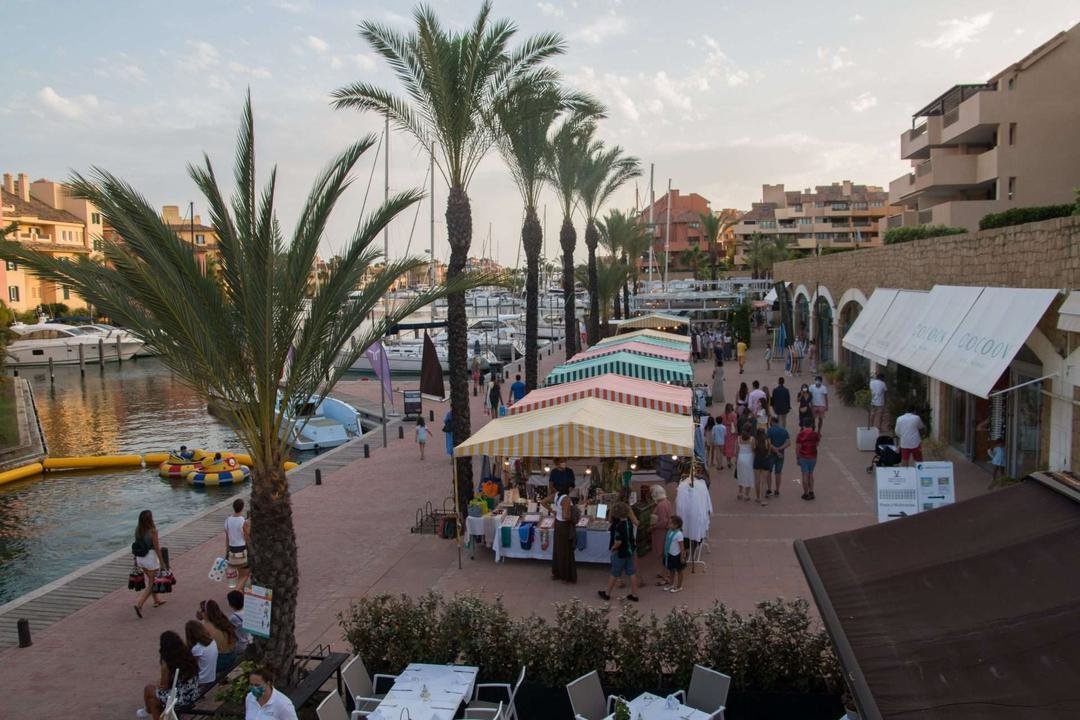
[445,185,473,511]
[559,216,577,359]
[248,463,298,676]
[620,251,629,319]
[585,220,600,344]
[521,206,542,391]
[710,237,718,282]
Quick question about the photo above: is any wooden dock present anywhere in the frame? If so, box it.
[0,436,372,650]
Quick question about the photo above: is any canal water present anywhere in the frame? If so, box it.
[0,359,252,605]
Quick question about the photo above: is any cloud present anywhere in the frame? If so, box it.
[652,71,692,112]
[849,92,878,113]
[537,1,564,17]
[305,35,329,53]
[96,55,147,84]
[816,46,853,72]
[37,86,100,119]
[272,0,310,12]
[352,53,376,71]
[330,56,343,70]
[574,12,627,44]
[228,61,272,79]
[918,12,993,55]
[850,13,864,22]
[177,40,220,72]
[566,66,639,121]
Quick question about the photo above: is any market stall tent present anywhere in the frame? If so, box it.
[507,373,693,416]
[454,396,694,458]
[611,313,689,334]
[571,340,691,364]
[544,351,693,387]
[593,329,691,349]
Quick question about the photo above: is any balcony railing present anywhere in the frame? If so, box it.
[918,209,933,225]
[916,161,933,177]
[943,107,960,127]
[910,123,927,139]
[886,215,903,229]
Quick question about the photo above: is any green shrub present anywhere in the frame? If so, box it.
[978,204,1075,230]
[837,367,868,407]
[339,593,841,696]
[818,246,857,256]
[731,302,752,349]
[883,224,966,245]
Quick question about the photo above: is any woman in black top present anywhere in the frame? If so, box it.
[488,378,503,417]
[797,384,813,429]
[736,382,749,413]
[752,428,772,506]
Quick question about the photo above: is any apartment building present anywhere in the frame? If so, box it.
[636,190,711,275]
[733,182,894,267]
[160,205,220,274]
[0,173,99,312]
[884,22,1080,233]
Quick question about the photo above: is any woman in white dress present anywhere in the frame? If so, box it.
[735,428,755,502]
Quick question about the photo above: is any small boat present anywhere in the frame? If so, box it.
[5,321,144,366]
[347,340,497,374]
[74,323,159,357]
[280,394,362,451]
[186,453,251,486]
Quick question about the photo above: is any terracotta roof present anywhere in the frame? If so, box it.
[739,203,777,222]
[0,189,83,224]
[165,222,216,233]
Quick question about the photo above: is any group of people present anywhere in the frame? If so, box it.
[132,499,283,719]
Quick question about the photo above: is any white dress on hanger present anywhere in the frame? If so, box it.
[675,477,712,543]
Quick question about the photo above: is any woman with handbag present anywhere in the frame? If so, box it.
[132,510,167,618]
[224,498,250,590]
[546,477,577,584]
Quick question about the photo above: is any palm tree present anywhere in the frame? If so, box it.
[577,144,640,344]
[681,245,707,278]
[495,84,597,390]
[331,2,564,494]
[599,208,648,319]
[544,111,599,358]
[744,231,791,278]
[575,258,627,333]
[700,209,740,281]
[0,96,484,673]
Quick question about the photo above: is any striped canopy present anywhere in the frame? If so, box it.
[613,313,689,333]
[595,329,690,349]
[454,397,693,458]
[508,373,693,416]
[545,351,693,387]
[573,340,690,364]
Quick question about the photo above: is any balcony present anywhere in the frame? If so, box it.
[889,151,995,202]
[940,89,1003,146]
[900,115,942,160]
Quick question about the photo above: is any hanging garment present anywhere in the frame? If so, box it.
[675,477,713,543]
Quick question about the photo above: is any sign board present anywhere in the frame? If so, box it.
[243,585,273,639]
[915,461,956,512]
[403,389,422,418]
[875,466,919,523]
[876,461,956,522]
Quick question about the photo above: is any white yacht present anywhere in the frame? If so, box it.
[74,323,159,357]
[346,340,497,374]
[280,394,363,451]
[6,322,144,366]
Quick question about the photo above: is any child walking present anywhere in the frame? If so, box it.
[662,515,686,593]
[415,418,429,460]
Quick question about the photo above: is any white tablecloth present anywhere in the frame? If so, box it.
[464,513,611,564]
[603,692,712,720]
[370,663,479,720]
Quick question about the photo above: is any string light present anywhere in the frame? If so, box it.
[544,465,551,473]
[672,455,679,460]
[584,468,592,475]
[629,462,637,470]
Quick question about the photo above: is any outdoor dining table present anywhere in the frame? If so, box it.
[602,692,712,720]
[367,662,479,720]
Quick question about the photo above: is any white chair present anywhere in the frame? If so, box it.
[316,692,351,720]
[674,664,730,719]
[565,670,617,720]
[467,665,525,720]
[464,701,504,719]
[341,655,393,715]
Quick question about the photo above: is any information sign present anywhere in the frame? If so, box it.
[875,466,919,523]
[243,585,273,639]
[915,461,956,512]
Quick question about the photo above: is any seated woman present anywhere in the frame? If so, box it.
[138,631,200,720]
[199,599,239,671]
[185,620,220,693]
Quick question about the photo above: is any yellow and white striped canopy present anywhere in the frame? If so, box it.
[453,396,694,458]
[594,328,691,349]
[612,313,689,333]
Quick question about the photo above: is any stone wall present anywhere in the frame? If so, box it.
[774,215,1080,299]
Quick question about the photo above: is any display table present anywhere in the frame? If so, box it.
[370,663,479,720]
[465,512,611,564]
[603,692,711,720]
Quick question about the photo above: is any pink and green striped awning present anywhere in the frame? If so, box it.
[544,351,693,387]
[572,340,690,364]
[508,373,693,416]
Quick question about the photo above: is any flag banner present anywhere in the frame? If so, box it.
[419,332,446,399]
[366,341,394,409]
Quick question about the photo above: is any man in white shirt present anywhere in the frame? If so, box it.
[868,372,888,431]
[894,405,926,466]
[747,380,767,414]
[808,375,829,432]
[245,666,298,720]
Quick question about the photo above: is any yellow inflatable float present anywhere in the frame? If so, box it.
[159,449,215,478]
[186,453,251,487]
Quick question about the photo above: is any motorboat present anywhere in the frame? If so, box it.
[5,322,144,366]
[280,394,363,451]
[73,323,159,357]
[433,317,523,362]
[346,339,498,374]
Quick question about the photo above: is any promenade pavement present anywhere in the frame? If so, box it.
[0,331,991,718]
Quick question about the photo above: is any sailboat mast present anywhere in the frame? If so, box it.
[648,163,655,288]
[664,178,672,290]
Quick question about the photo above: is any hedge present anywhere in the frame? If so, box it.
[883,224,966,245]
[978,204,1076,230]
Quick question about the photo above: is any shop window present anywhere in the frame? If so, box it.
[8,286,19,302]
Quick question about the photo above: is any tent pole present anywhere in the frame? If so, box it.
[453,456,462,570]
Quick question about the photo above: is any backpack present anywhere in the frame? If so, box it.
[442,418,452,434]
[131,536,151,558]
[569,502,582,525]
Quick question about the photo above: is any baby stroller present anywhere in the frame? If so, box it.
[866,435,902,473]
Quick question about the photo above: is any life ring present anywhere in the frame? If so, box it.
[186,465,250,486]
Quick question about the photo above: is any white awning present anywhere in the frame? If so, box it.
[862,290,930,366]
[926,287,1059,398]
[841,288,898,358]
[763,288,777,304]
[887,285,984,374]
[1058,292,1080,333]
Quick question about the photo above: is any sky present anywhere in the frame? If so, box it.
[3,0,1078,266]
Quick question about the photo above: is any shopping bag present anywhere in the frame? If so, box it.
[129,561,146,591]
[209,557,227,582]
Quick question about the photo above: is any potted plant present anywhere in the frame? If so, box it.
[613,697,631,720]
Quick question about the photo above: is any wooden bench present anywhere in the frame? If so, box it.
[286,651,350,710]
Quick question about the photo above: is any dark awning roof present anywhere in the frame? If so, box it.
[912,83,995,118]
[795,472,1080,719]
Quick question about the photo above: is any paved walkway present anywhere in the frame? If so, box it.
[0,333,991,718]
